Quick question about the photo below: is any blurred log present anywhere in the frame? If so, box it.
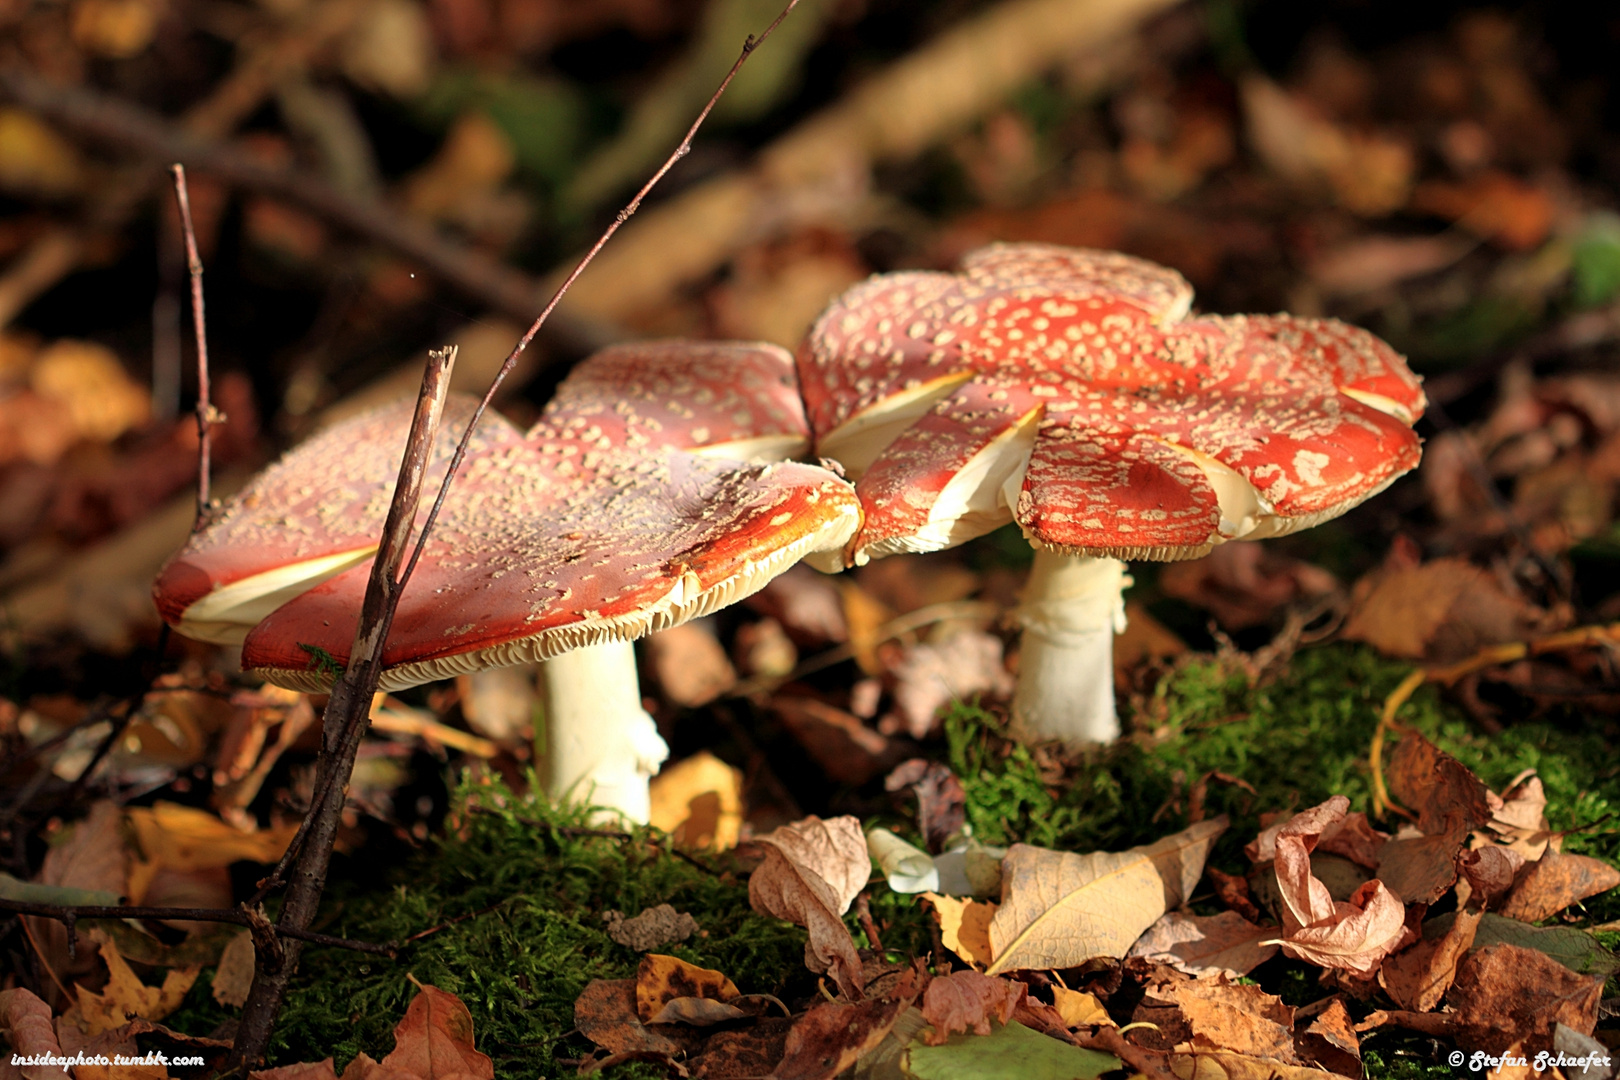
[554,0,1186,326]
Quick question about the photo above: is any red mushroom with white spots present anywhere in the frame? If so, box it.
[153,341,860,821]
[797,243,1424,745]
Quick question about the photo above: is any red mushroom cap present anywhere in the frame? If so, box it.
[151,397,528,644]
[798,243,1425,563]
[155,340,860,691]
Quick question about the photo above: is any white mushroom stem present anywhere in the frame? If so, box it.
[535,640,668,824]
[1009,550,1129,745]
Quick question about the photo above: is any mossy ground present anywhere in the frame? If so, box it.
[169,643,1619,1077]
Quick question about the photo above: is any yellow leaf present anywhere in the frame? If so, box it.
[985,818,1226,975]
[1052,986,1114,1028]
[649,751,743,851]
[69,929,198,1036]
[923,892,997,969]
[126,803,296,904]
[635,954,738,1023]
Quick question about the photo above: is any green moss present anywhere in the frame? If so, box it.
[178,777,817,1076]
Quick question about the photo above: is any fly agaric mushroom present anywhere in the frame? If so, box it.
[154,341,859,820]
[797,243,1424,745]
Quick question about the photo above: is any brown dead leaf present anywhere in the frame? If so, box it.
[0,987,65,1079]
[646,621,738,707]
[885,760,966,854]
[1498,849,1620,924]
[986,819,1226,975]
[1273,798,1407,974]
[923,893,997,969]
[1482,773,1555,859]
[1379,906,1482,1012]
[211,930,256,1009]
[454,665,536,742]
[768,996,913,1080]
[1240,75,1413,216]
[1246,812,1387,870]
[28,800,126,999]
[1411,172,1554,251]
[1150,974,1297,1063]
[1206,867,1264,925]
[1127,911,1280,979]
[689,1016,794,1079]
[1385,731,1494,837]
[772,697,906,786]
[1165,1052,1344,1080]
[888,630,1012,739]
[213,686,316,815]
[371,983,494,1080]
[749,816,869,997]
[1457,845,1524,909]
[1158,545,1337,632]
[1447,942,1604,1055]
[1294,998,1361,1078]
[1374,831,1468,905]
[574,979,681,1058]
[649,751,743,852]
[1308,234,1472,298]
[745,566,848,645]
[919,971,1025,1045]
[253,1063,338,1080]
[636,955,739,1023]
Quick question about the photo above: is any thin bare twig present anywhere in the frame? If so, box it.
[0,898,395,956]
[169,165,218,526]
[394,0,803,606]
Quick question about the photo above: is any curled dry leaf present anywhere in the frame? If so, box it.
[0,987,65,1079]
[888,630,1012,740]
[1273,797,1406,975]
[1052,986,1112,1028]
[1482,773,1556,859]
[1127,911,1279,979]
[1457,845,1524,908]
[1295,998,1361,1079]
[885,759,965,855]
[1498,850,1620,924]
[1145,974,1298,1064]
[1378,906,1482,1012]
[919,971,1025,1045]
[986,819,1225,975]
[749,815,869,997]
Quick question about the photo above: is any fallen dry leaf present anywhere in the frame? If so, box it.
[646,620,738,707]
[1498,849,1620,924]
[125,802,297,905]
[1294,998,1361,1078]
[689,1017,794,1079]
[919,971,1025,1045]
[923,893,997,969]
[636,954,739,1023]
[1165,1050,1344,1080]
[211,930,256,1008]
[1245,810,1386,869]
[67,929,198,1037]
[649,751,743,851]
[1127,911,1280,979]
[1378,906,1482,1012]
[1273,798,1406,974]
[454,664,537,742]
[28,800,126,999]
[1148,973,1297,1063]
[1482,773,1555,859]
[1342,550,1556,663]
[573,979,681,1058]
[1385,732,1493,837]
[1457,845,1524,909]
[749,816,869,997]
[770,996,913,1080]
[885,759,966,854]
[0,987,64,1077]
[888,630,1012,739]
[370,983,494,1080]
[986,818,1226,975]
[1448,942,1603,1054]
[1052,986,1112,1028]
[746,565,848,645]
[772,696,906,786]
[1410,172,1554,250]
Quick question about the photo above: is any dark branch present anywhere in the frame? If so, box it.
[0,897,395,955]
